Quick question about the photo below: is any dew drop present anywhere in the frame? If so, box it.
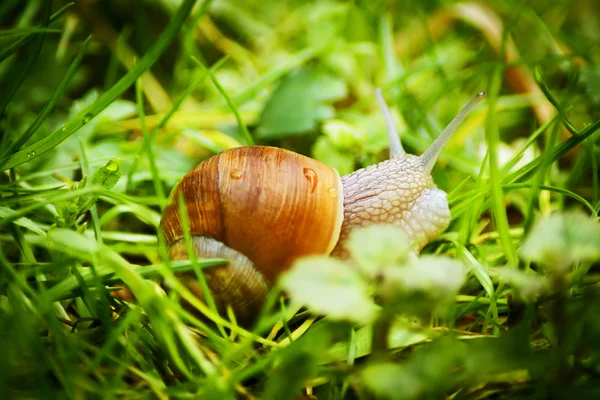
[60,125,67,132]
[26,152,31,158]
[30,150,36,157]
[328,186,338,198]
[303,168,318,193]
[82,113,93,124]
[230,169,243,180]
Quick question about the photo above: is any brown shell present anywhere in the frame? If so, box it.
[161,146,344,284]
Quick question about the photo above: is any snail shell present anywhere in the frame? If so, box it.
[160,146,344,321]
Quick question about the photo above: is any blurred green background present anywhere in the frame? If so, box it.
[3,0,598,190]
[1,0,600,399]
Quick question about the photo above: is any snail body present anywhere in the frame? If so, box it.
[160,91,486,323]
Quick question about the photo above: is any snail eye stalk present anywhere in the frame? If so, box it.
[375,88,405,159]
[420,91,487,172]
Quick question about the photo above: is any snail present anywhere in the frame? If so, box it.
[160,90,486,324]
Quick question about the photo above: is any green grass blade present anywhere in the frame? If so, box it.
[451,118,600,220]
[506,118,600,184]
[135,76,166,201]
[1,36,92,158]
[0,0,51,119]
[125,57,227,194]
[505,183,596,214]
[522,120,562,234]
[499,114,558,176]
[175,191,228,338]
[48,260,228,301]
[0,0,198,171]
[534,65,577,135]
[191,56,254,146]
[78,140,103,243]
[0,3,73,64]
[0,27,62,36]
[379,13,403,82]
[230,47,319,106]
[591,142,599,206]
[485,49,518,267]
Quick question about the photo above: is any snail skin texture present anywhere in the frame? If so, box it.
[160,90,486,324]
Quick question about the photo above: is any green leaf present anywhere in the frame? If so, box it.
[77,159,122,215]
[380,256,466,316]
[0,206,46,236]
[387,256,466,293]
[312,136,355,175]
[281,256,377,324]
[256,66,347,138]
[321,119,360,148]
[360,362,423,400]
[346,224,411,276]
[90,159,122,188]
[492,267,547,302]
[520,210,600,272]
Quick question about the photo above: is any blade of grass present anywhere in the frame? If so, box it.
[534,65,577,135]
[591,142,598,206]
[78,140,113,328]
[176,191,228,338]
[522,119,562,234]
[378,13,404,83]
[154,232,280,346]
[22,259,224,283]
[0,242,39,305]
[506,117,600,184]
[456,244,499,335]
[0,189,162,230]
[486,43,518,267]
[0,0,51,120]
[1,36,92,158]
[135,76,166,201]
[230,47,319,106]
[504,183,596,214]
[125,57,228,194]
[451,181,597,223]
[87,306,143,372]
[191,56,254,146]
[78,140,103,242]
[12,156,114,183]
[450,117,600,219]
[46,261,230,301]
[81,340,169,399]
[499,114,557,176]
[0,27,62,36]
[458,151,488,246]
[0,3,73,64]
[0,186,153,228]
[0,0,198,171]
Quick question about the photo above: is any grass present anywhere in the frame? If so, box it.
[1,0,600,399]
